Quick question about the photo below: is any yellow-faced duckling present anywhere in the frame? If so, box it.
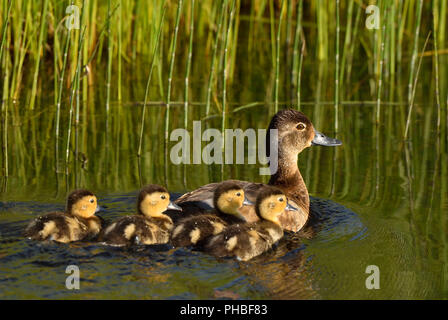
[100,184,182,246]
[170,181,252,247]
[24,189,102,243]
[204,187,298,261]
[175,109,342,232]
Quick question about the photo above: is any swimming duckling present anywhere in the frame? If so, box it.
[170,181,252,247]
[204,187,297,261]
[175,109,342,232]
[24,189,102,243]
[100,184,182,246]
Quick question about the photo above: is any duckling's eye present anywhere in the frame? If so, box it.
[160,195,166,200]
[89,198,94,204]
[296,122,306,131]
[236,192,241,197]
[278,197,284,202]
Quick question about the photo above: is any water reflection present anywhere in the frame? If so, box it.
[0,102,447,298]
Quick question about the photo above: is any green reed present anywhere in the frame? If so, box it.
[164,0,183,182]
[0,0,447,185]
[66,23,86,174]
[376,7,387,123]
[29,0,49,110]
[138,4,166,157]
[433,0,441,129]
[184,0,195,130]
[339,0,353,98]
[221,0,236,165]
[405,32,431,139]
[334,0,340,131]
[205,0,228,116]
[55,14,72,173]
[117,0,122,102]
[292,0,303,110]
[407,0,423,104]
[105,0,113,114]
[0,0,11,64]
[274,0,285,113]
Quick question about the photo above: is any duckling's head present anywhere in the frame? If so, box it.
[213,182,252,221]
[255,187,297,226]
[138,184,182,218]
[67,189,99,219]
[266,109,342,157]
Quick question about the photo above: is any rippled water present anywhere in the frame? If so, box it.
[1,102,448,299]
[0,193,366,299]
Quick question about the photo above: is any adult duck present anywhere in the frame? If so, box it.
[174,109,341,232]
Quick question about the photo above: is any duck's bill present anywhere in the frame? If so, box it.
[285,202,299,212]
[312,129,342,146]
[95,205,102,213]
[242,197,254,206]
[167,201,182,211]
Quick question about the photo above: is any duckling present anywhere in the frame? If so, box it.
[175,109,342,232]
[100,184,182,246]
[24,189,102,243]
[203,187,298,261]
[170,181,252,247]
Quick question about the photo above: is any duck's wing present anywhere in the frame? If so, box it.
[175,180,270,205]
[174,180,269,223]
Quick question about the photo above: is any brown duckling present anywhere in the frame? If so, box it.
[170,181,252,247]
[203,187,298,261]
[24,189,102,243]
[100,184,182,246]
[175,109,341,232]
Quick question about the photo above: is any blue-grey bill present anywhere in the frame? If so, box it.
[285,202,299,211]
[243,197,254,206]
[95,205,101,213]
[167,201,182,211]
[312,129,342,146]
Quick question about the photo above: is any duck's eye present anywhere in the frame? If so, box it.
[278,197,284,202]
[236,192,241,197]
[89,198,94,204]
[160,195,166,200]
[296,123,306,131]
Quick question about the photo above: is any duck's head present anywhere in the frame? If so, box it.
[138,184,182,218]
[255,187,298,226]
[266,109,342,157]
[213,181,253,221]
[67,189,100,219]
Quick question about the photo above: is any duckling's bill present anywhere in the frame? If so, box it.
[285,202,298,211]
[167,201,182,211]
[312,129,342,146]
[243,197,254,206]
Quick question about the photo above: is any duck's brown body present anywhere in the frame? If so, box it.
[204,221,283,261]
[24,212,102,243]
[100,215,173,246]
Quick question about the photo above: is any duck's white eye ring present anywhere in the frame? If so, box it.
[296,122,306,131]
[160,195,166,200]
[89,198,95,203]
